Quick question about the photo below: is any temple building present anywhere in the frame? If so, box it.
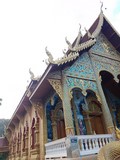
[0,7,120,160]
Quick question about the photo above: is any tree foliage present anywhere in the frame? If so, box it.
[0,152,8,160]
[0,119,9,137]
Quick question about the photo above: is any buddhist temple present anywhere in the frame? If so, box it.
[0,5,120,160]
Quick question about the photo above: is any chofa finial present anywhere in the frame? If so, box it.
[100,1,103,12]
[78,24,81,33]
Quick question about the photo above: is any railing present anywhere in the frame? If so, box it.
[77,134,114,156]
[45,134,114,159]
[45,137,67,159]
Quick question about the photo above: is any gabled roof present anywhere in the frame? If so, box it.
[82,13,120,53]
[7,10,120,130]
[30,11,120,99]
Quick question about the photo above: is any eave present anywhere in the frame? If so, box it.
[102,15,120,53]
[29,64,54,100]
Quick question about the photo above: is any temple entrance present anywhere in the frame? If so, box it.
[85,92,105,134]
[46,94,66,141]
[57,119,66,139]
[72,88,105,135]
[100,71,120,129]
[90,114,105,134]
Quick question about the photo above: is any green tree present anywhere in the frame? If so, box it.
[0,119,9,137]
[0,152,8,160]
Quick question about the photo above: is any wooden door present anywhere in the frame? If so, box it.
[57,120,66,139]
[90,115,105,134]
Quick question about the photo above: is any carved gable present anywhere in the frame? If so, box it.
[63,52,95,80]
[90,33,120,61]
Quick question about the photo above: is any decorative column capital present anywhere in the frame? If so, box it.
[66,127,74,135]
[31,100,44,118]
[48,78,63,100]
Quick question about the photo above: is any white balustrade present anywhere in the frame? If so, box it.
[45,134,114,159]
[77,134,114,156]
[45,137,67,159]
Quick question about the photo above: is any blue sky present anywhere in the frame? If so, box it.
[114,0,120,14]
[0,0,120,119]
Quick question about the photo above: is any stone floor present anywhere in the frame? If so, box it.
[54,154,97,160]
[82,155,97,160]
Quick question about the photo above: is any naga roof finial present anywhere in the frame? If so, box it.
[45,46,54,63]
[29,68,40,81]
[29,68,35,80]
[75,24,82,47]
[65,37,72,49]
